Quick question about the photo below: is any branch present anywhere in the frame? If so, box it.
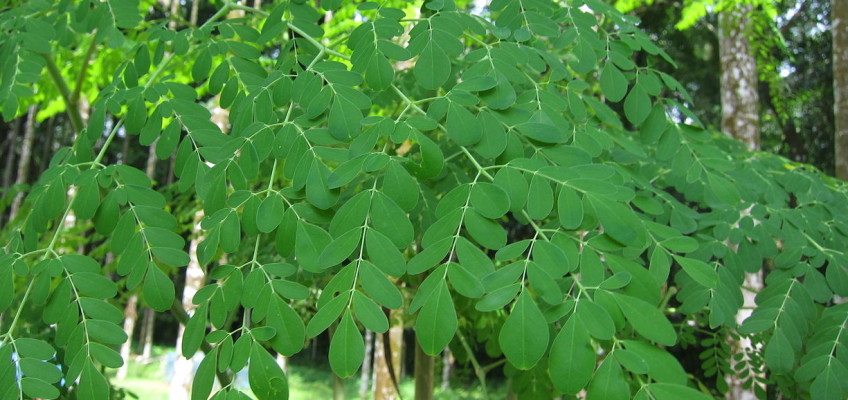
[779,0,810,37]
[41,53,84,134]
[71,34,99,104]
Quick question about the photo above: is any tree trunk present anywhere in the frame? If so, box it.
[332,373,345,400]
[719,4,760,151]
[141,307,155,360]
[374,314,403,400]
[359,329,374,399]
[190,0,200,26]
[117,294,138,380]
[835,0,848,179]
[441,348,453,391]
[168,211,206,400]
[719,5,764,400]
[9,105,37,220]
[3,119,20,190]
[1,118,20,226]
[414,340,434,400]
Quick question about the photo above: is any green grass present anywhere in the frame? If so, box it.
[112,347,505,400]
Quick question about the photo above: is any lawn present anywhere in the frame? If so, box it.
[111,347,504,399]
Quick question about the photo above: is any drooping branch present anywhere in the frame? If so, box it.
[41,53,84,134]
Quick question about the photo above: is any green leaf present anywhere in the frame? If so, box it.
[257,194,285,233]
[415,42,450,90]
[471,182,510,219]
[191,349,217,400]
[549,316,594,394]
[329,311,365,378]
[370,193,413,248]
[494,167,528,212]
[446,103,482,146]
[307,293,348,337]
[673,256,718,289]
[329,95,363,140]
[612,293,676,346]
[415,281,457,355]
[600,62,627,102]
[86,319,129,345]
[476,283,521,312]
[319,228,361,269]
[447,262,485,298]
[557,186,583,229]
[382,161,419,211]
[587,195,643,246]
[500,290,548,370]
[587,358,629,400]
[266,296,305,356]
[306,161,339,210]
[527,174,553,219]
[360,261,403,309]
[624,84,651,125]
[72,272,118,299]
[144,264,175,312]
[464,209,506,250]
[765,330,794,374]
[296,221,333,273]
[249,343,289,400]
[77,361,109,400]
[352,291,389,333]
[365,229,406,277]
[21,377,59,399]
[646,383,713,400]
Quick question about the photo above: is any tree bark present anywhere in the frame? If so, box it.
[719,4,760,151]
[719,5,764,400]
[3,119,20,190]
[835,0,848,179]
[359,329,374,399]
[168,210,206,400]
[9,105,37,220]
[374,320,403,399]
[414,340,435,400]
[141,307,155,360]
[117,293,138,380]
[441,347,453,391]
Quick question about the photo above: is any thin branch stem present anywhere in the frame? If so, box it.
[41,53,84,134]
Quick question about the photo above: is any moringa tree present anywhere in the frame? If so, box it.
[1,1,847,400]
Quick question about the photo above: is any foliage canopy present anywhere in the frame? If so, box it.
[1,0,847,399]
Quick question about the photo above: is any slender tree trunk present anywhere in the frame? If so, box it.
[332,373,345,400]
[117,294,138,380]
[37,117,55,178]
[141,307,155,360]
[719,5,764,400]
[441,348,453,391]
[414,340,434,400]
[3,119,20,189]
[374,314,403,400]
[9,105,37,220]
[1,118,20,226]
[719,4,760,151]
[835,0,848,179]
[190,0,200,26]
[169,211,206,400]
[359,330,374,399]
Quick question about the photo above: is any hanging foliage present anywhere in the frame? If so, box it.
[1,1,847,399]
